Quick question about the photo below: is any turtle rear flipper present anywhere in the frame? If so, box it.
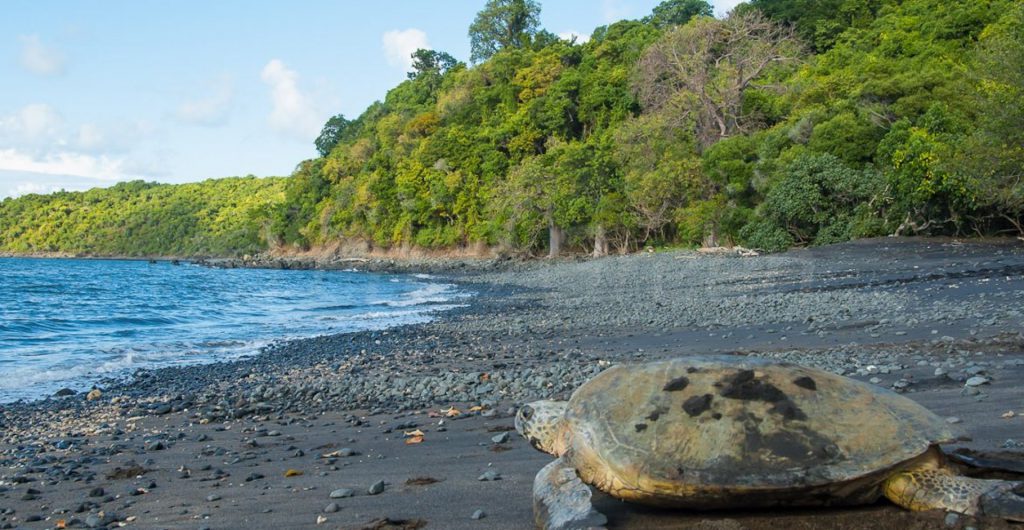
[534,457,608,530]
[884,464,1024,521]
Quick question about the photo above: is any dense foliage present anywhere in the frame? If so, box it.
[0,177,284,256]
[3,0,1022,257]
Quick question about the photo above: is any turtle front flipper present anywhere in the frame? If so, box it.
[533,457,608,530]
[883,464,1024,521]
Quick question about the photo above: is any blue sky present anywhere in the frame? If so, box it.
[0,0,743,198]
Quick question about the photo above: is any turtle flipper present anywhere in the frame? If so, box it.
[883,466,1024,521]
[533,457,608,530]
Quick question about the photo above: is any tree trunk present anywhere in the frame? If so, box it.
[703,225,719,248]
[592,225,608,257]
[548,219,564,258]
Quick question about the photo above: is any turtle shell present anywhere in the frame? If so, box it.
[562,356,958,505]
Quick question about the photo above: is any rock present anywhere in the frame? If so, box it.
[934,368,947,377]
[491,432,510,444]
[54,388,76,397]
[945,417,962,424]
[86,389,102,401]
[965,376,990,387]
[329,488,354,499]
[324,502,340,513]
[868,377,882,384]
[945,512,960,527]
[478,470,502,481]
[471,509,486,520]
[206,494,221,502]
[89,487,105,497]
[317,515,328,525]
[368,480,385,495]
[245,472,265,482]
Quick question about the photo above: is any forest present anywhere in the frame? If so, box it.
[2,0,1022,257]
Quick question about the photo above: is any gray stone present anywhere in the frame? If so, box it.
[368,480,385,495]
[471,509,486,520]
[324,502,340,513]
[329,488,354,499]
[491,432,509,444]
[478,470,501,481]
[965,376,989,387]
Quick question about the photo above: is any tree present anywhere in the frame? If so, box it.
[646,0,713,28]
[468,0,542,63]
[408,49,459,80]
[635,10,802,150]
[315,114,351,157]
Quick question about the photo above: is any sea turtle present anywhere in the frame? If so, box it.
[515,356,1024,529]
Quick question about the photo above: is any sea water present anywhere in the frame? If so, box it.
[0,258,469,403]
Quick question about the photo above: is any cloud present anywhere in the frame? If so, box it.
[0,170,117,199]
[712,0,744,16]
[558,30,590,44]
[601,0,632,23]
[0,149,129,181]
[176,75,235,126]
[381,28,429,71]
[19,35,66,76]
[0,103,63,143]
[260,59,322,140]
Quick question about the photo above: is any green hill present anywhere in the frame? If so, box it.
[2,0,1021,257]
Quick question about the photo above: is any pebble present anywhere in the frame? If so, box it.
[965,376,990,387]
[868,377,882,385]
[945,417,962,424]
[329,488,354,499]
[324,502,340,513]
[206,494,221,502]
[491,432,510,444]
[368,480,385,495]
[471,509,486,520]
[945,512,960,527]
[478,471,502,481]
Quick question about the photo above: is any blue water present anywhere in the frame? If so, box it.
[0,258,469,403]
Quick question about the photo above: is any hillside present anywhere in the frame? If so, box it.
[2,0,1021,258]
[0,177,284,257]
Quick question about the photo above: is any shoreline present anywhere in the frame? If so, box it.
[2,237,1024,529]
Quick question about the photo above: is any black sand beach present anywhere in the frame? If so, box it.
[2,237,1024,529]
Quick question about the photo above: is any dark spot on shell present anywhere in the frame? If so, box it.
[645,406,667,422]
[793,376,817,391]
[634,423,647,432]
[718,370,807,421]
[770,399,807,421]
[663,376,689,392]
[682,394,713,417]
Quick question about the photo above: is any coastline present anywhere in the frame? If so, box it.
[2,237,1024,529]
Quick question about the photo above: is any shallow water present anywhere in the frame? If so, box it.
[0,258,469,402]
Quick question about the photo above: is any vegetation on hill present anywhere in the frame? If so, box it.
[2,0,1021,257]
[0,177,284,256]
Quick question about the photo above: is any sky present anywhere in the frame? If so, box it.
[0,0,744,199]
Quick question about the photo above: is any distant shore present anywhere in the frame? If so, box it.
[2,237,1024,529]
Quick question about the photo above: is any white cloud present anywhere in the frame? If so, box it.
[0,149,129,181]
[176,75,235,126]
[0,103,63,143]
[601,0,632,23]
[19,35,66,76]
[558,30,590,44]
[712,0,744,16]
[381,28,429,71]
[260,59,322,140]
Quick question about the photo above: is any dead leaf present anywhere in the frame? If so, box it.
[479,373,490,382]
[284,469,304,477]
[403,429,425,437]
[56,521,67,529]
[468,405,484,413]
[321,450,341,458]
[1002,410,1017,419]
[405,435,424,445]
[444,406,461,418]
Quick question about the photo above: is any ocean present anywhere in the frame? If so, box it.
[0,258,469,403]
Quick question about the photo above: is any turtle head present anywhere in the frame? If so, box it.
[515,400,568,456]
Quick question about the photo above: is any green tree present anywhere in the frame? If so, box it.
[645,0,713,28]
[468,0,542,63]
[315,114,351,157]
[408,49,459,79]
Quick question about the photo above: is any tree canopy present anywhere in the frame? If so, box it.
[3,0,1021,258]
